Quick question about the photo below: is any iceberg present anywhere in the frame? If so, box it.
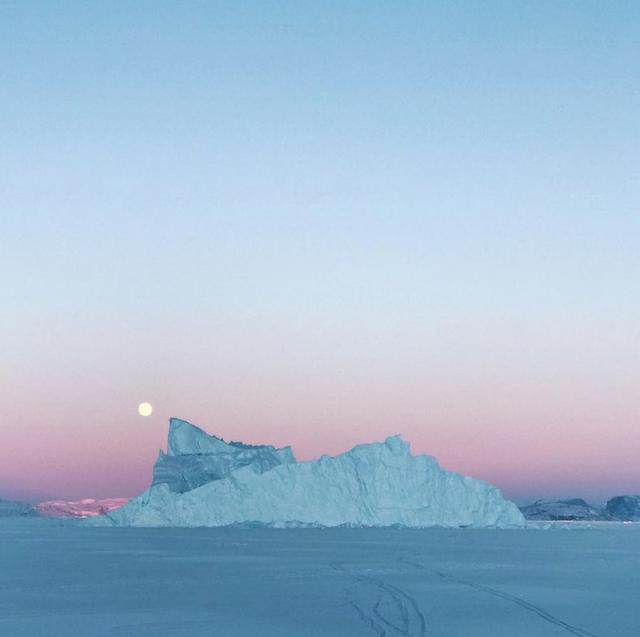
[519,499,609,521]
[606,495,640,521]
[0,498,38,517]
[94,418,524,528]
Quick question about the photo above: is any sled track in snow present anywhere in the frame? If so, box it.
[398,556,598,637]
[436,571,600,637]
[330,562,427,636]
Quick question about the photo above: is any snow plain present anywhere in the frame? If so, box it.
[1,517,638,636]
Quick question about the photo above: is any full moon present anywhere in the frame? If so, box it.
[138,402,153,417]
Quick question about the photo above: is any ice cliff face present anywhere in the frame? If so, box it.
[152,418,296,493]
[94,418,524,529]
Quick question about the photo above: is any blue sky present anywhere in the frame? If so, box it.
[1,2,638,502]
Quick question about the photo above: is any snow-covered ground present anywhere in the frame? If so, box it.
[1,518,638,636]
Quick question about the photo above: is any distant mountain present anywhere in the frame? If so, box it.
[519,499,609,521]
[36,498,129,518]
[0,498,38,517]
[605,495,640,521]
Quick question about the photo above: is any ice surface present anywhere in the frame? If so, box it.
[94,418,524,528]
[1,517,639,636]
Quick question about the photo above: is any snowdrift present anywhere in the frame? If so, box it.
[93,418,524,528]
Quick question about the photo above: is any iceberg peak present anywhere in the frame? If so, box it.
[384,434,410,455]
[167,418,231,456]
[155,418,296,493]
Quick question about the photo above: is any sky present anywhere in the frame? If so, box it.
[1,2,638,504]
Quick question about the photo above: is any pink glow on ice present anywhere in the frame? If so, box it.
[36,498,130,518]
